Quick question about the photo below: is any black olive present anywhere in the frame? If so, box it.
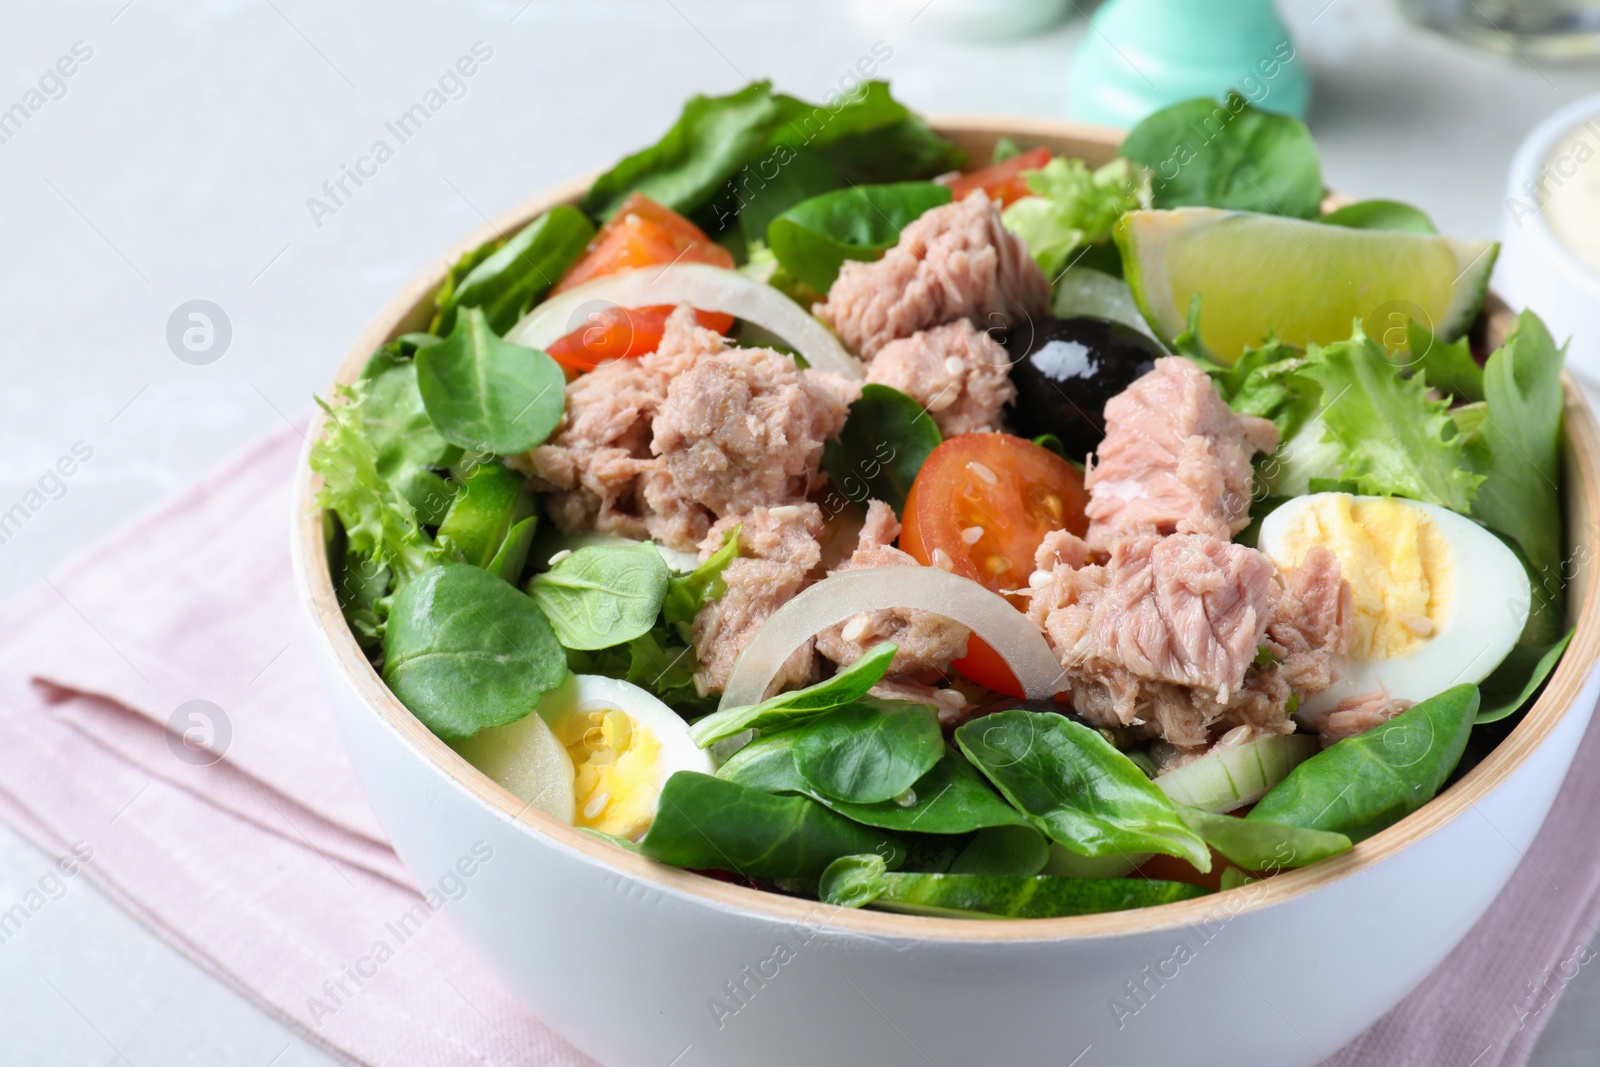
[1003,316,1166,459]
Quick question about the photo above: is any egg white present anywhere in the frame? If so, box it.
[1258,493,1530,715]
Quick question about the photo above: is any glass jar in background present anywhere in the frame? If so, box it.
[1399,0,1600,60]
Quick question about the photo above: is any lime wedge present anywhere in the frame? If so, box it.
[1116,207,1498,363]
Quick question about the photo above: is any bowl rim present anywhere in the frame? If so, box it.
[291,115,1600,943]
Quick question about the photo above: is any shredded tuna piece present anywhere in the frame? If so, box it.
[1029,533,1353,748]
[514,306,856,552]
[815,501,971,676]
[865,320,1015,436]
[690,504,824,696]
[869,678,974,729]
[817,192,1049,359]
[1306,689,1413,747]
[1034,529,1092,574]
[648,332,856,549]
[1084,357,1279,550]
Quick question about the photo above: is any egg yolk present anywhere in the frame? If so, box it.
[1270,496,1454,660]
[550,705,662,840]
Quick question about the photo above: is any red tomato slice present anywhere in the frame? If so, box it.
[900,434,1089,697]
[941,146,1051,208]
[553,191,733,296]
[546,305,735,372]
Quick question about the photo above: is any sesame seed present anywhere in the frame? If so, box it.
[967,461,999,485]
[960,525,984,544]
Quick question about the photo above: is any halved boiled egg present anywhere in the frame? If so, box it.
[451,674,712,840]
[1258,492,1530,715]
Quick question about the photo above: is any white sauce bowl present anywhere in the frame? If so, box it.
[1500,92,1600,382]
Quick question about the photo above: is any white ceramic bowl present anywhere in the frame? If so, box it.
[1499,92,1600,383]
[293,119,1600,1067]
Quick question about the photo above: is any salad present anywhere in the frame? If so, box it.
[312,81,1574,920]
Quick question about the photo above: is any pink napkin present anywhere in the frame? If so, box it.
[0,420,1595,1067]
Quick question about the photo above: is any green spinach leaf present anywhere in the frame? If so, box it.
[1178,805,1351,870]
[382,563,567,739]
[437,206,594,335]
[819,853,1207,917]
[955,710,1211,869]
[688,641,897,747]
[732,149,845,246]
[428,241,502,336]
[1249,684,1479,839]
[1476,627,1574,724]
[821,384,941,518]
[1320,199,1436,235]
[1298,325,1483,512]
[529,542,670,651]
[792,699,944,804]
[416,307,566,454]
[1119,92,1323,219]
[813,115,966,185]
[581,82,785,221]
[1466,312,1567,644]
[436,462,533,569]
[721,740,1033,835]
[639,772,903,878]
[767,182,952,291]
[580,80,960,224]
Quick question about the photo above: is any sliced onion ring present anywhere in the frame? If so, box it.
[719,566,1067,710]
[506,262,862,380]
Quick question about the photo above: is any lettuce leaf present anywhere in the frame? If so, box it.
[581,81,963,226]
[1404,321,1484,403]
[1001,157,1148,277]
[1466,312,1566,644]
[1296,324,1483,513]
[311,383,437,584]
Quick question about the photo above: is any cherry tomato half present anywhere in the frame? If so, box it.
[544,192,735,370]
[546,305,734,372]
[900,433,1089,697]
[941,146,1051,208]
[552,191,733,295]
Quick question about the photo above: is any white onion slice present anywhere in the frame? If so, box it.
[506,262,862,380]
[719,566,1067,710]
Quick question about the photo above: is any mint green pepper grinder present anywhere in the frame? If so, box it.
[1065,0,1311,127]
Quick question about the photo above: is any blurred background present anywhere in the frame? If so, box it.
[3,0,1600,1062]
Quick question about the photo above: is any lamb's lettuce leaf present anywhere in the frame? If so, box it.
[639,772,904,878]
[1118,92,1323,220]
[955,710,1211,870]
[689,642,897,747]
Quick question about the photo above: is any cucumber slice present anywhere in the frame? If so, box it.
[1155,734,1318,814]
